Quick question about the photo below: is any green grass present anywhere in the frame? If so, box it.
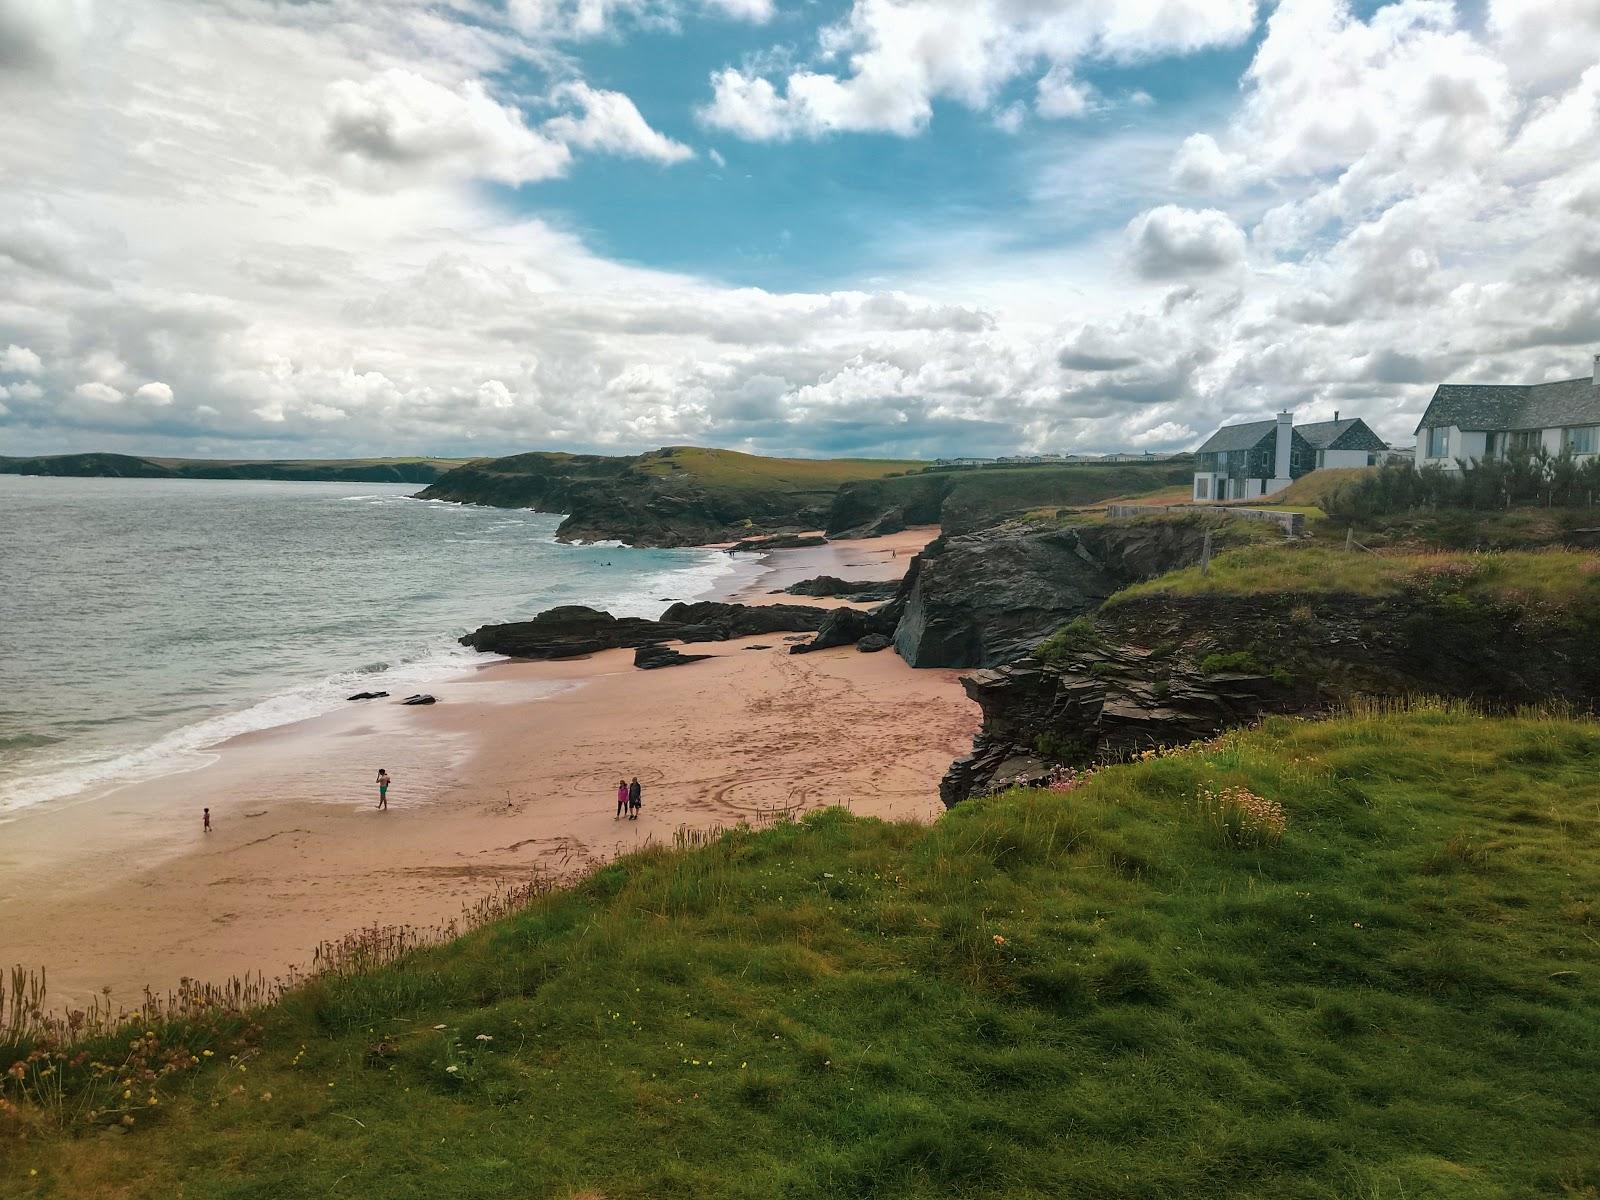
[9,706,1600,1198]
[1108,543,1600,617]
[635,447,921,492]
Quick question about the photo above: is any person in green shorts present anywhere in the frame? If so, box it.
[376,768,391,810]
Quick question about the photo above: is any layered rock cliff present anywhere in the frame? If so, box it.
[941,588,1600,806]
[891,518,1248,668]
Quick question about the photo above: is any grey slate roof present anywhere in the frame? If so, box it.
[1415,377,1600,435]
[1296,418,1385,451]
[1195,419,1277,454]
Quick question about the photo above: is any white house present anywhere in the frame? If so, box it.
[1192,411,1387,501]
[1415,355,1600,469]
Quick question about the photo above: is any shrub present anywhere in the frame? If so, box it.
[1196,784,1287,847]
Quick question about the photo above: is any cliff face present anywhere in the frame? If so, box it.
[891,519,1238,669]
[941,590,1600,806]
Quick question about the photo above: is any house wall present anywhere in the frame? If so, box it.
[1192,472,1220,501]
[1320,448,1373,469]
[1418,424,1464,469]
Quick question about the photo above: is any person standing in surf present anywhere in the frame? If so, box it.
[616,779,629,820]
[203,807,211,833]
[376,768,391,811]
[628,776,642,820]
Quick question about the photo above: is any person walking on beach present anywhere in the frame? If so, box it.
[616,779,629,820]
[203,807,211,833]
[628,776,642,820]
[376,768,391,811]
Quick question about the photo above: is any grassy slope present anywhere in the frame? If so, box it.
[637,447,921,492]
[12,708,1600,1199]
[1109,543,1600,616]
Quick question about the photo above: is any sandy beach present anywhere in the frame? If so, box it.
[0,528,975,1010]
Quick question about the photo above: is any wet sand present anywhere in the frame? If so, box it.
[0,529,973,1010]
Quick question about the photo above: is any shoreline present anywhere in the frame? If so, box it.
[0,527,971,1011]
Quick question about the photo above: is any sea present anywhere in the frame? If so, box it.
[0,476,747,817]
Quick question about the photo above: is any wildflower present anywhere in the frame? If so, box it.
[121,1115,135,1127]
[432,1024,447,1030]
[260,1092,272,1102]
[445,1065,459,1074]
[992,934,1007,946]
[474,1034,493,1042]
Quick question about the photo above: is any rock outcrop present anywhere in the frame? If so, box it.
[893,519,1231,669]
[727,533,827,553]
[633,645,714,670]
[461,602,828,660]
[941,590,1600,806]
[780,575,901,601]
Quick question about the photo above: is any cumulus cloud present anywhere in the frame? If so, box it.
[544,82,694,163]
[1169,133,1246,193]
[700,0,1257,139]
[73,381,123,404]
[1127,206,1246,279]
[133,381,174,405]
[1,343,42,374]
[321,68,572,187]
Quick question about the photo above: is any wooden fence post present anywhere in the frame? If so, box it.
[1201,529,1212,576]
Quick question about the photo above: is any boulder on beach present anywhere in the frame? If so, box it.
[401,694,437,705]
[726,532,827,554]
[779,574,900,601]
[633,644,714,670]
[856,634,892,653]
[346,690,389,701]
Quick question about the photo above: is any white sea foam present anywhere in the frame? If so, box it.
[0,641,494,818]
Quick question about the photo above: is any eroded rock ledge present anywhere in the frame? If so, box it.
[941,590,1600,806]
[461,601,830,660]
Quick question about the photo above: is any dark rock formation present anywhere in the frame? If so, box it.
[634,645,714,670]
[941,590,1600,806]
[401,694,437,706]
[893,519,1229,669]
[856,634,892,653]
[658,601,829,636]
[727,533,828,553]
[461,601,828,660]
[789,607,872,654]
[780,574,901,601]
[347,691,389,701]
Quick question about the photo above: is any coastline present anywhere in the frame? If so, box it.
[0,527,973,1011]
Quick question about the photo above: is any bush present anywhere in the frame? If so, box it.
[1037,616,1100,663]
[1325,452,1600,521]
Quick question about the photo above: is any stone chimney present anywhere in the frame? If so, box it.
[1593,352,1599,387]
[1271,410,1294,493]
[1333,410,1340,422]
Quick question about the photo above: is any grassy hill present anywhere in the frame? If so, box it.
[826,459,1196,537]
[419,447,923,546]
[8,705,1599,1198]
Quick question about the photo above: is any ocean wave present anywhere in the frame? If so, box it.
[0,641,496,817]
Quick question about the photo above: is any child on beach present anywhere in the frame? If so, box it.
[616,779,628,819]
[376,768,391,811]
[628,776,642,820]
[203,807,211,833]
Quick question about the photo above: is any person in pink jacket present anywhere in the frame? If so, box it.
[616,779,629,820]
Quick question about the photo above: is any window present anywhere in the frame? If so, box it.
[1484,432,1501,458]
[1195,477,1210,500]
[1564,426,1598,455]
[1427,427,1449,459]
[1508,430,1540,454]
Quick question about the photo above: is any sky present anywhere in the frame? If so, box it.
[1,0,1598,461]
